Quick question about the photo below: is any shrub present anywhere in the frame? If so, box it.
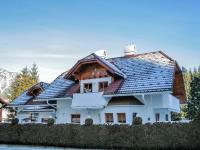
[194,109,200,123]
[171,112,182,121]
[85,118,93,126]
[11,118,19,125]
[133,117,142,125]
[47,118,55,126]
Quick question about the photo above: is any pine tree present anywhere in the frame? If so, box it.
[7,64,39,101]
[187,76,200,120]
[182,67,192,99]
[30,63,39,82]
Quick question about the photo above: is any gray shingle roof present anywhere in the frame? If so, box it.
[109,52,175,94]
[10,51,177,105]
[36,73,74,99]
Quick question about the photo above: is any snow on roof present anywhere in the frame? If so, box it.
[111,57,174,94]
[36,73,74,99]
[93,53,126,78]
[11,51,177,105]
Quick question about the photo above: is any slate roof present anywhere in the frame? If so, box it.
[10,82,49,105]
[110,56,174,94]
[36,73,74,99]
[10,51,177,105]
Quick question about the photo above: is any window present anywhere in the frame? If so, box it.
[29,113,39,123]
[133,113,137,121]
[41,118,49,124]
[105,113,113,123]
[155,113,160,122]
[99,81,108,92]
[83,83,92,93]
[71,114,80,123]
[165,114,169,121]
[117,113,126,123]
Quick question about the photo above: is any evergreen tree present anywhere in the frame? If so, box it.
[187,76,200,120]
[182,67,192,99]
[7,64,39,101]
[30,63,39,82]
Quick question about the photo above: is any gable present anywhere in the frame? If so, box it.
[65,53,126,80]
[172,62,186,104]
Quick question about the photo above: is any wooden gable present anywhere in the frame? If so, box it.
[65,54,122,81]
[172,62,187,104]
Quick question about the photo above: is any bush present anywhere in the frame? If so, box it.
[85,118,93,126]
[171,112,182,121]
[11,118,19,125]
[133,117,142,125]
[194,110,200,123]
[47,118,55,126]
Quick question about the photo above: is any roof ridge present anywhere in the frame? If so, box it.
[107,50,175,61]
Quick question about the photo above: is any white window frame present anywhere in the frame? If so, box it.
[80,77,111,93]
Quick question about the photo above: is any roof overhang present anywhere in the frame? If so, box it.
[104,91,172,98]
[65,53,126,79]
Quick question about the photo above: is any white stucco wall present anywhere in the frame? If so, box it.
[56,100,101,124]
[56,93,179,124]
[1,108,9,122]
[15,93,180,124]
[17,111,54,124]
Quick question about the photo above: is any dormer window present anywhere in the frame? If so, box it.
[99,81,108,92]
[83,83,92,93]
[80,77,111,93]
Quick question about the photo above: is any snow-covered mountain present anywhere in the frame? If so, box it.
[0,68,16,96]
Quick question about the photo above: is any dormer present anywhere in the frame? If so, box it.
[65,53,125,93]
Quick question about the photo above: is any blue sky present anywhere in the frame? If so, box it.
[0,0,200,82]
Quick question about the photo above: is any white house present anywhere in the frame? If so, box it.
[8,46,186,124]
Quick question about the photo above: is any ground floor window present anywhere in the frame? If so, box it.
[165,114,169,121]
[29,113,39,123]
[105,113,113,123]
[71,114,80,123]
[41,118,49,124]
[155,113,160,122]
[117,113,126,123]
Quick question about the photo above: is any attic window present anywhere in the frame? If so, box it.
[99,81,108,92]
[83,83,92,93]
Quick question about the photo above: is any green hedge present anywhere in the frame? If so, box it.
[0,122,200,149]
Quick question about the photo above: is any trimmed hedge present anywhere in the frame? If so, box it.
[0,122,200,149]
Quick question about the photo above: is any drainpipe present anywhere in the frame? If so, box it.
[47,100,57,109]
[46,100,57,122]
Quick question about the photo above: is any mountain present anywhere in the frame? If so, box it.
[0,68,16,97]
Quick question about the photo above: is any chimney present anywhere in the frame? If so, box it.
[94,50,107,58]
[124,44,137,56]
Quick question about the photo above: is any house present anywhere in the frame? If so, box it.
[0,98,9,122]
[8,45,186,124]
